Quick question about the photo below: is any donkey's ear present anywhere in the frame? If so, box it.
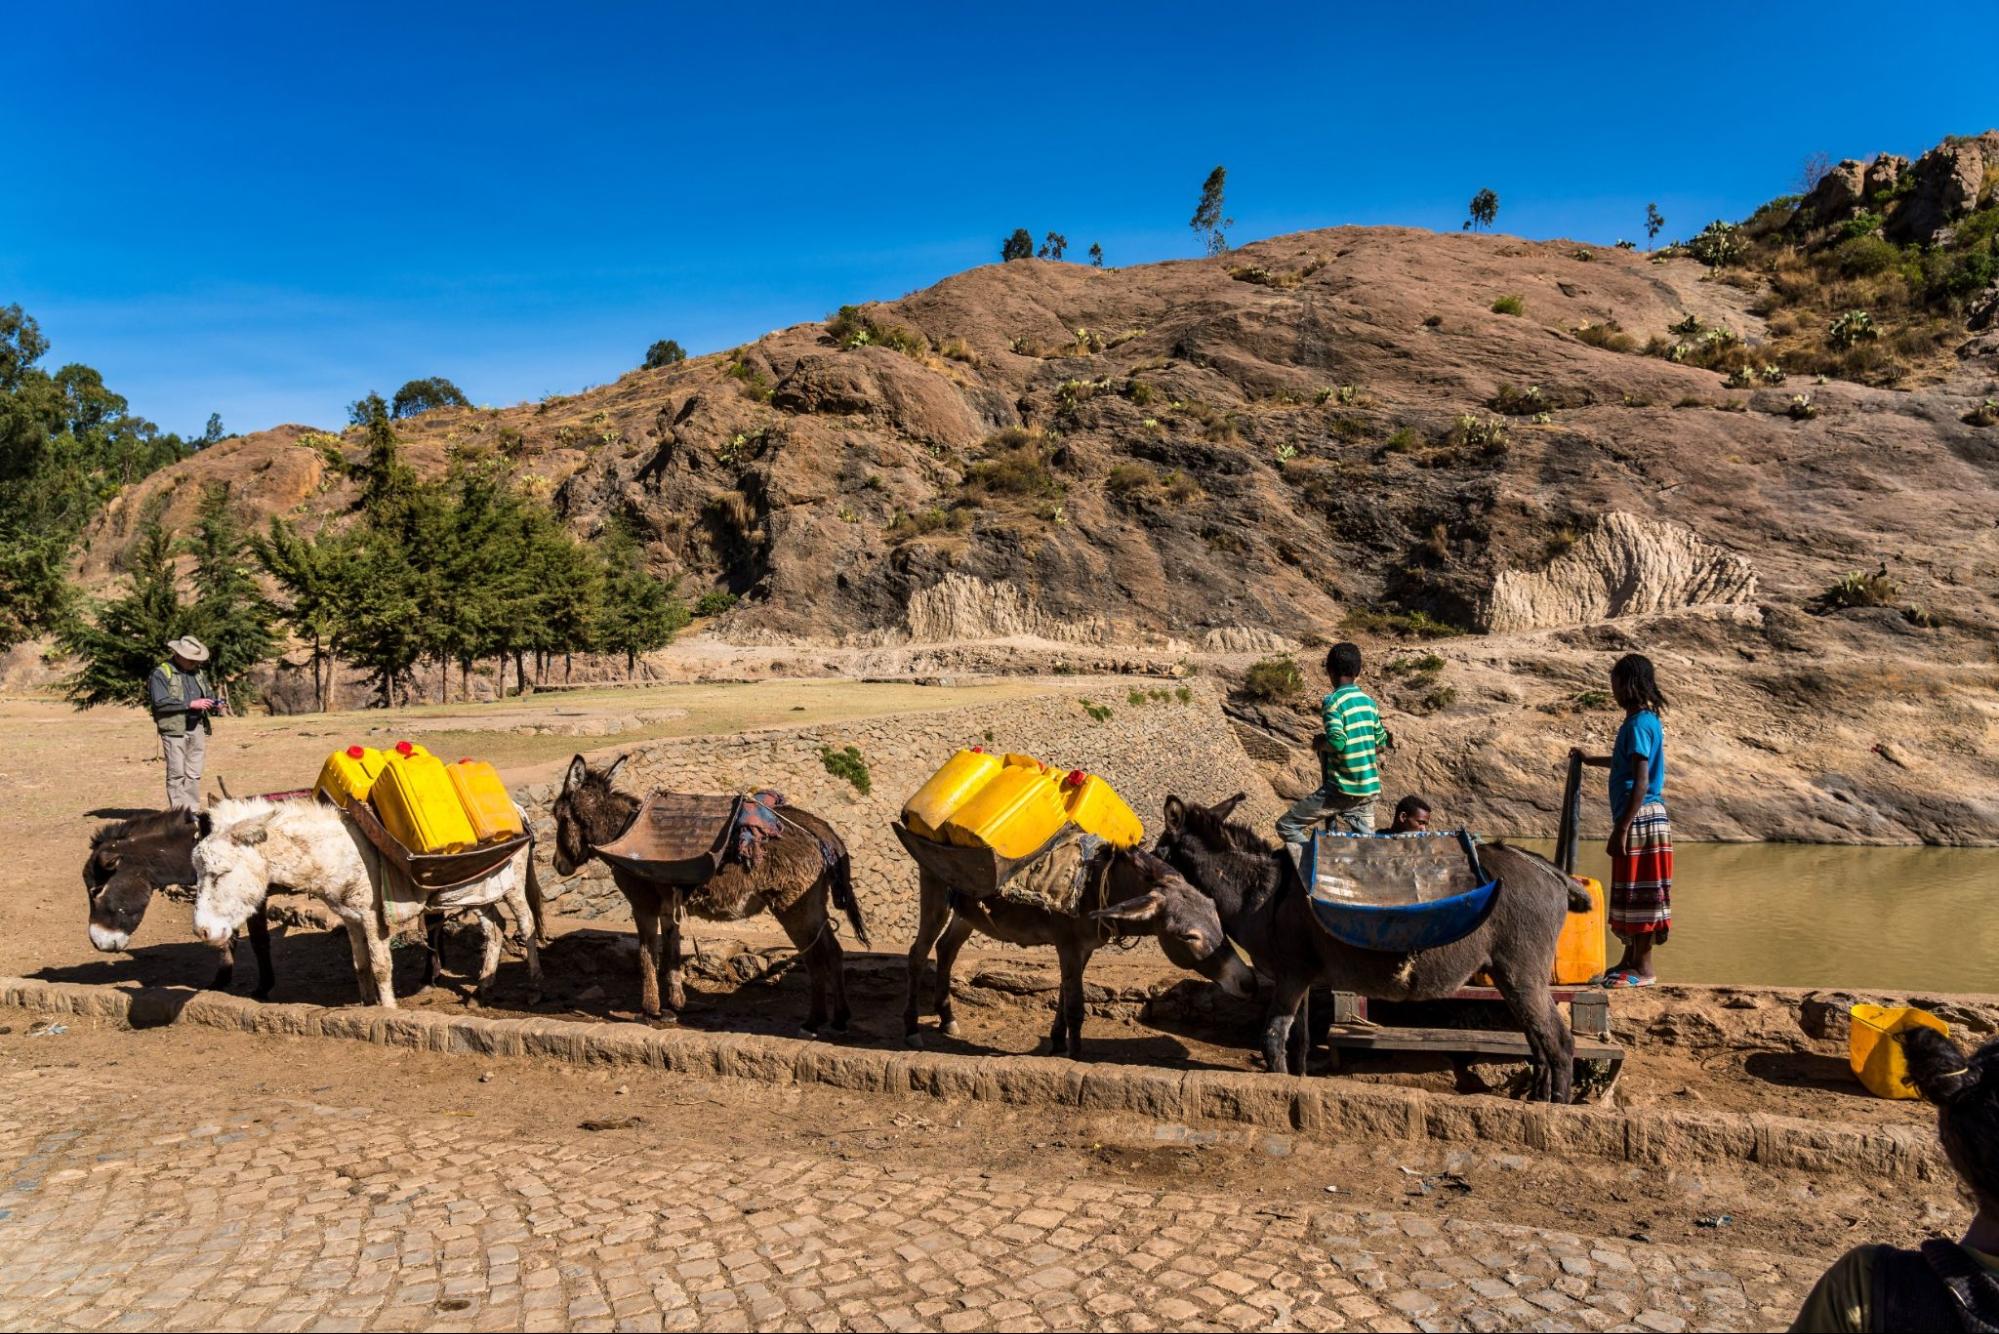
[1091,890,1165,926]
[1211,792,1247,822]
[236,823,269,847]
[564,755,589,792]
[603,753,631,785]
[1163,796,1187,832]
[195,812,213,839]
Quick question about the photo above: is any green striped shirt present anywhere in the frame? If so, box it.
[1321,685,1383,797]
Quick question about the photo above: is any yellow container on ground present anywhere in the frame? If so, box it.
[1061,771,1143,849]
[902,748,1005,841]
[315,745,386,805]
[941,764,1069,858]
[1553,876,1607,985]
[372,743,478,854]
[1850,1004,1950,1099]
[447,759,524,843]
[1003,753,1046,771]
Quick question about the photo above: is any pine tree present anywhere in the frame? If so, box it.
[1190,167,1233,255]
[350,392,413,511]
[594,520,687,676]
[184,485,277,700]
[60,513,193,708]
[250,517,351,711]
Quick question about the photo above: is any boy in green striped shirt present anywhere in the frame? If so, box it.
[1276,642,1385,844]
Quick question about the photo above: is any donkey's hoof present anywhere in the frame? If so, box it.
[941,1020,961,1037]
[905,1032,925,1049]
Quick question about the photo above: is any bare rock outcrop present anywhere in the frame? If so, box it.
[889,573,1112,645]
[1802,160,1868,222]
[1890,132,1999,243]
[1481,512,1757,632]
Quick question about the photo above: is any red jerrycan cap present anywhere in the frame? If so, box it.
[1065,769,1088,787]
[345,745,365,759]
[970,746,986,753]
[394,740,415,756]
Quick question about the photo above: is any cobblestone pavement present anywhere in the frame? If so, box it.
[0,1060,1822,1334]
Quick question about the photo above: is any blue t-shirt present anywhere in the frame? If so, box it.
[1609,710,1665,814]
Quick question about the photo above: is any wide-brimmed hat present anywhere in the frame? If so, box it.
[166,636,210,664]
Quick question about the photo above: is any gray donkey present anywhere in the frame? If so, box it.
[1154,793,1591,1100]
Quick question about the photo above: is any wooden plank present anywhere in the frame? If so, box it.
[1323,1024,1623,1063]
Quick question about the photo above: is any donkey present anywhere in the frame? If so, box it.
[193,797,543,1008]
[1154,794,1590,1100]
[901,844,1255,1058]
[84,808,274,996]
[551,755,868,1034]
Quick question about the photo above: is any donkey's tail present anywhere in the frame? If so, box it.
[832,846,870,948]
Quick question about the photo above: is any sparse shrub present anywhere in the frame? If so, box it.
[1668,312,1704,336]
[1410,686,1458,715]
[1575,321,1635,352]
[1383,427,1418,454]
[1787,393,1820,420]
[1725,365,1754,389]
[1383,652,1446,679]
[1491,294,1526,316]
[884,506,966,542]
[819,744,871,795]
[1242,656,1304,702]
[1125,378,1158,406]
[1490,384,1551,416]
[1813,567,1897,612]
[1081,700,1114,722]
[1687,219,1744,267]
[1760,364,1788,384]
[1128,688,1148,706]
[1837,210,1885,241]
[1273,442,1299,467]
[963,430,1061,501]
[939,337,979,364]
[1162,470,1202,505]
[1175,685,1193,704]
[1573,688,1614,710]
[725,356,773,402]
[1230,265,1299,288]
[827,304,925,357]
[1834,235,1899,278]
[1828,309,1879,349]
[695,590,738,617]
[1446,413,1509,454]
[1340,607,1466,638]
[1965,398,1999,427]
[1104,462,1156,500]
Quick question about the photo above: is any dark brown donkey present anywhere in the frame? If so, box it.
[84,809,274,996]
[901,844,1256,1058]
[551,756,869,1033]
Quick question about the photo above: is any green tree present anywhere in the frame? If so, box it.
[594,520,687,676]
[249,517,350,711]
[184,484,277,696]
[1645,202,1665,246]
[199,413,227,448]
[1001,229,1035,262]
[350,392,413,511]
[1038,232,1068,260]
[1467,188,1499,232]
[390,377,470,418]
[644,339,687,369]
[59,514,193,709]
[1191,167,1233,255]
[1088,242,1104,268]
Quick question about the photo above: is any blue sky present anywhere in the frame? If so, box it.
[4,1,1993,437]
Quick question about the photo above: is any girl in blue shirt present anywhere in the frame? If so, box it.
[1574,653,1670,986]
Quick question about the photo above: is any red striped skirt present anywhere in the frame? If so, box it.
[1610,800,1672,943]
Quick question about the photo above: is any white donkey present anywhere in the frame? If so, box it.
[193,797,543,1008]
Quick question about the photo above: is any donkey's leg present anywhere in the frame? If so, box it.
[1490,956,1574,1104]
[1262,973,1312,1076]
[362,920,397,1010]
[1288,990,1312,1075]
[661,893,687,1013]
[247,910,274,1000]
[632,899,664,1019]
[506,880,544,1004]
[933,914,976,1040]
[902,871,954,1045]
[472,908,504,1005]
[773,898,831,1036]
[208,939,236,993]
[341,919,375,1005]
[1053,942,1095,1060]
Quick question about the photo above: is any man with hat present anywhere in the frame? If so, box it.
[149,637,222,810]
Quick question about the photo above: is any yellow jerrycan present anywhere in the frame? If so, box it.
[372,741,478,854]
[447,759,525,843]
[1552,876,1607,984]
[1850,1004,1950,1099]
[941,763,1069,859]
[1060,770,1143,848]
[902,748,1004,841]
[315,745,386,805]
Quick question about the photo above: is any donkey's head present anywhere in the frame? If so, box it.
[1091,848,1255,999]
[83,808,204,953]
[551,754,633,876]
[191,800,282,946]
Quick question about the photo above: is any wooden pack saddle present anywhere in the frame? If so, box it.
[594,791,746,886]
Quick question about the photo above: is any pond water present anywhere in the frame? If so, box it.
[1518,840,1999,994]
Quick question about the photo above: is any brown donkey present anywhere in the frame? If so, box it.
[551,756,868,1033]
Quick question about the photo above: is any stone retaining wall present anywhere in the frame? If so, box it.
[0,975,1945,1185]
[514,679,1285,945]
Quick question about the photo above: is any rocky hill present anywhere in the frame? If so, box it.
[61,136,1999,843]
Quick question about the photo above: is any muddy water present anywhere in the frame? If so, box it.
[1521,841,1999,993]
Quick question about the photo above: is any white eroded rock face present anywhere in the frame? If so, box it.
[893,574,1112,644]
[1482,511,1757,633]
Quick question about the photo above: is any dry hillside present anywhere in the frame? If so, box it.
[61,147,1999,845]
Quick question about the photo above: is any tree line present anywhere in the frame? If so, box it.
[58,390,688,713]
